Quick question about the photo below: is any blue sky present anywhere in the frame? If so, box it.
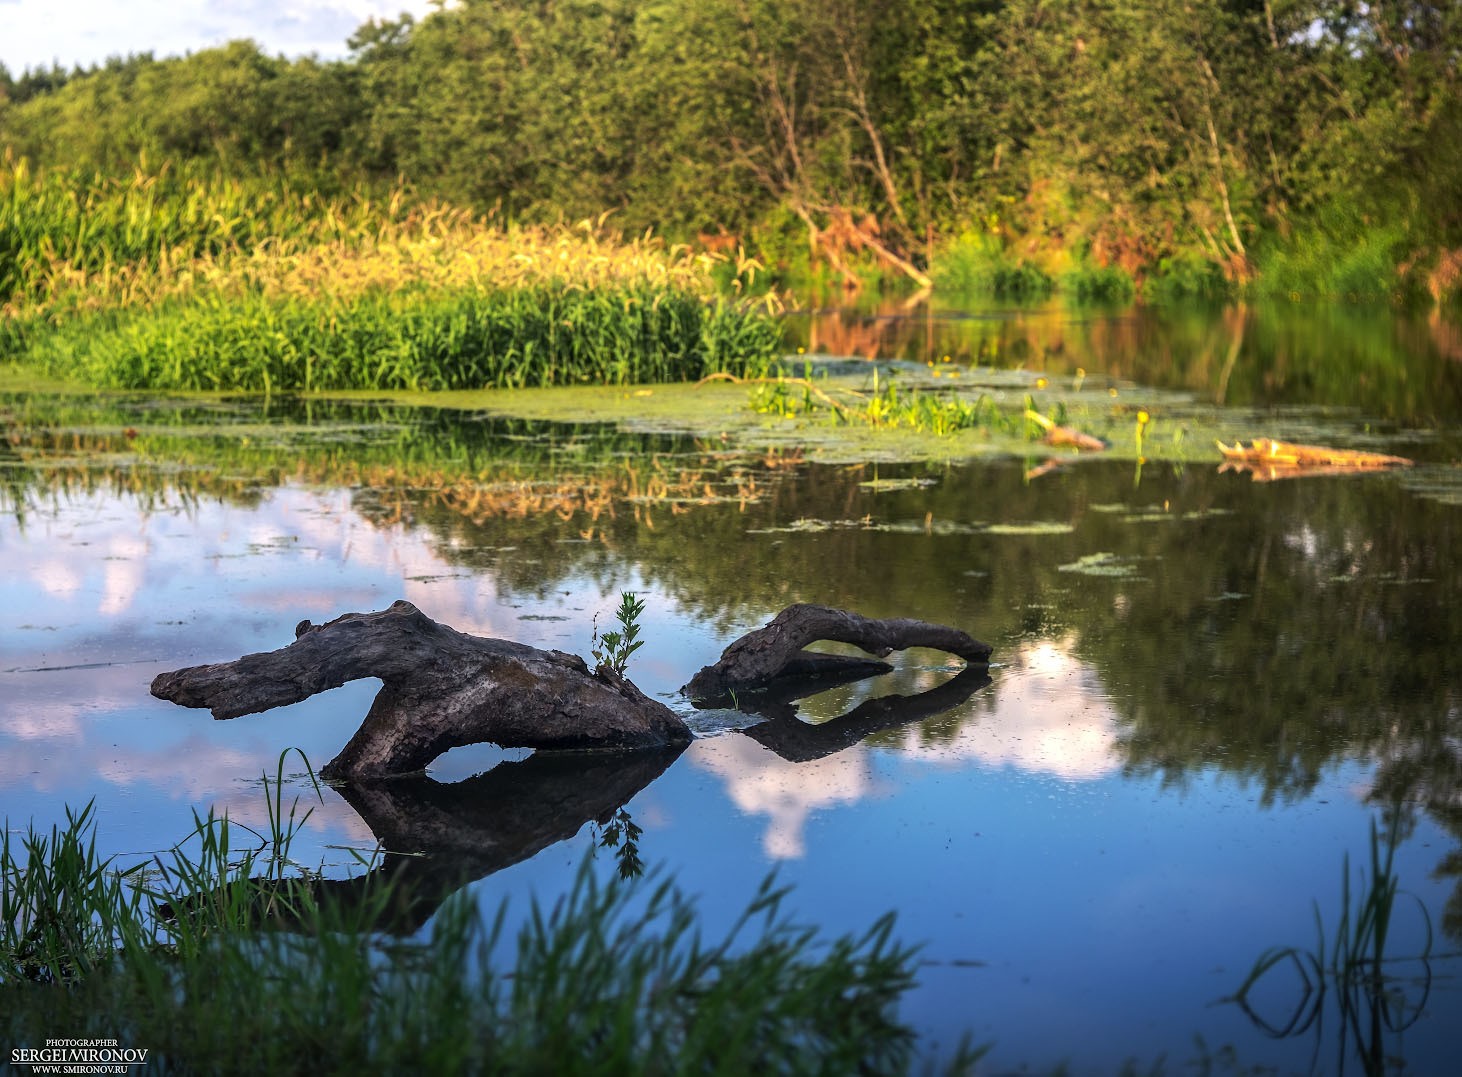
[1,0,440,75]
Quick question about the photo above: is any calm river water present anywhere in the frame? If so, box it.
[3,297,1460,1073]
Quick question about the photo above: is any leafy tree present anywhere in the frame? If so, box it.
[0,0,1456,289]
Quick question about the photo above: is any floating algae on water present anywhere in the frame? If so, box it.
[1118,508,1236,524]
[1057,551,1145,578]
[857,477,940,492]
[984,521,1076,536]
[746,516,982,536]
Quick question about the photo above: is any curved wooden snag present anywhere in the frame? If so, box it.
[683,603,992,702]
[150,600,691,781]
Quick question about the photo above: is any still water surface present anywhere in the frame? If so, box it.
[3,299,1460,1073]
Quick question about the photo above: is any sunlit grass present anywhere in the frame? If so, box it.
[931,230,1053,298]
[22,283,780,391]
[748,368,1030,439]
[1,162,784,390]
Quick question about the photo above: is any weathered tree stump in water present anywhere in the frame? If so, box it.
[151,600,991,781]
[683,603,993,702]
[150,600,691,781]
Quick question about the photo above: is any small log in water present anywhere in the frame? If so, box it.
[683,603,993,701]
[150,600,691,780]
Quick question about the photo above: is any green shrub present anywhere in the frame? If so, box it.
[1256,206,1414,301]
[1060,262,1136,303]
[932,231,1053,298]
[1144,253,1229,301]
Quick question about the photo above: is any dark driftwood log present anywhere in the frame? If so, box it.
[683,603,992,702]
[150,600,690,780]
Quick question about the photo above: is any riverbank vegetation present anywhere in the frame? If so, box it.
[3,2,1459,304]
[0,163,781,390]
[2,762,953,1073]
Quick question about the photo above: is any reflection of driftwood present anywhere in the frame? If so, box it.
[684,604,992,701]
[150,601,690,780]
[170,747,683,935]
[741,666,993,762]
[323,747,683,932]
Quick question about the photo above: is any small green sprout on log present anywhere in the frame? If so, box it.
[592,591,647,678]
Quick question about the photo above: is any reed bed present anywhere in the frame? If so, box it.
[2,163,784,390]
[24,283,781,391]
[1,158,391,305]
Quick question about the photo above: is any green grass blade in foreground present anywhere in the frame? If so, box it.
[2,752,957,1072]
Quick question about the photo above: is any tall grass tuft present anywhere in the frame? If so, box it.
[0,800,148,984]
[931,231,1054,298]
[2,162,784,390]
[749,368,1026,439]
[24,284,781,391]
[1060,262,1136,303]
[1255,205,1417,302]
[0,157,395,306]
[1,751,952,1072]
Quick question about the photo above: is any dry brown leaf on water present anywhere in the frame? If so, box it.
[1024,409,1107,452]
[1216,438,1413,481]
[1042,426,1108,452]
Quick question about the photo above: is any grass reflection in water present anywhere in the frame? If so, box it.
[1228,816,1446,1076]
[2,750,981,1074]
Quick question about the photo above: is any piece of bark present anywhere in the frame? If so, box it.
[1043,426,1107,452]
[150,600,690,780]
[1216,438,1412,469]
[683,603,992,701]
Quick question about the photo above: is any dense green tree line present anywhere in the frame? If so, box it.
[2,1,1458,296]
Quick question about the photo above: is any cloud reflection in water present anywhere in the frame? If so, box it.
[691,636,1118,859]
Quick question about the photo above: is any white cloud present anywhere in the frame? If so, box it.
[2,0,442,74]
